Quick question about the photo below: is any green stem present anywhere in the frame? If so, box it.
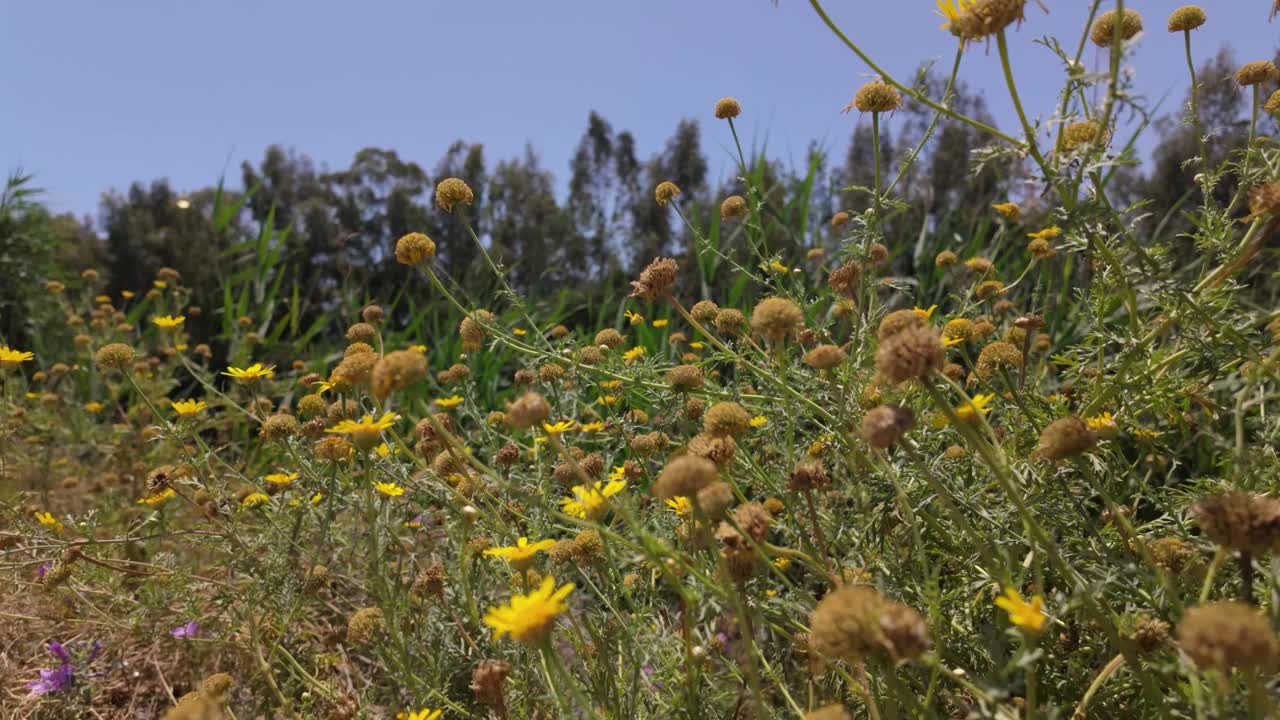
[1073,654,1126,720]
[996,29,1066,209]
[885,45,963,197]
[806,0,1021,146]
[871,111,883,222]
[1183,30,1210,202]
[1199,546,1227,604]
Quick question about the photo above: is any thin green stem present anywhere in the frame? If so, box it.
[871,111,883,221]
[996,29,1067,209]
[885,46,963,197]
[807,0,1021,146]
[1183,30,1210,202]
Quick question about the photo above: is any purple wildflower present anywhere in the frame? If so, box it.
[26,642,75,697]
[27,664,74,696]
[25,640,102,697]
[171,621,200,639]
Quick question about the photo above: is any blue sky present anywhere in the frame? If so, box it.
[3,2,1276,219]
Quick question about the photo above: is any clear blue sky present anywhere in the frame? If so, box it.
[3,2,1276,220]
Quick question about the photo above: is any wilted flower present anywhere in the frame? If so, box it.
[1167,5,1206,32]
[810,585,931,664]
[1179,602,1279,673]
[848,80,902,113]
[940,0,1030,44]
[1236,60,1278,87]
[1191,491,1280,557]
[435,177,475,213]
[720,194,747,220]
[1090,8,1144,46]
[630,257,678,301]
[1035,417,1097,460]
[714,97,742,119]
[395,232,436,264]
[654,181,681,207]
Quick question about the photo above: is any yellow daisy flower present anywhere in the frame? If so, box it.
[171,399,207,417]
[912,305,938,322]
[222,363,276,382]
[373,481,405,498]
[400,709,443,720]
[152,315,185,330]
[485,537,556,567]
[138,488,177,505]
[624,310,645,326]
[1087,412,1115,431]
[652,319,669,328]
[542,420,576,435]
[1027,226,1062,241]
[265,472,298,486]
[749,415,769,428]
[484,576,575,644]
[995,586,1047,633]
[242,492,271,508]
[561,479,626,520]
[1087,411,1120,440]
[623,346,647,363]
[35,511,62,530]
[435,395,465,409]
[327,412,398,451]
[1130,426,1161,440]
[665,496,692,516]
[0,346,35,369]
[955,393,995,423]
[991,202,1020,220]
[935,0,972,30]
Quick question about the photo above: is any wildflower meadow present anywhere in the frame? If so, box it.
[4,1,1280,718]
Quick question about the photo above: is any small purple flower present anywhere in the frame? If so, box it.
[47,641,70,664]
[27,664,74,696]
[171,621,200,639]
[26,641,82,697]
[35,562,51,579]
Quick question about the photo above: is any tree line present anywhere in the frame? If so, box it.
[0,49,1266,352]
